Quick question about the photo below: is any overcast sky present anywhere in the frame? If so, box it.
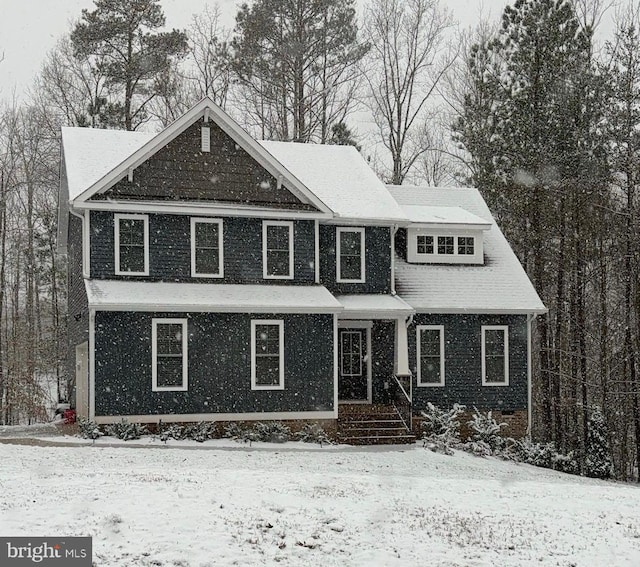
[0,0,518,101]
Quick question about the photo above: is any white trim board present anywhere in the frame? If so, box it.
[93,410,336,425]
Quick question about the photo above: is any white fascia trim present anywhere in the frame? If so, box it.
[72,199,333,220]
[416,325,445,387]
[152,318,189,392]
[74,98,333,215]
[88,303,343,314]
[262,220,294,280]
[325,217,409,227]
[336,227,366,283]
[93,410,336,425]
[409,307,548,315]
[190,217,224,278]
[481,325,510,387]
[409,222,491,231]
[337,320,373,329]
[114,213,149,276]
[251,319,285,391]
[338,310,414,320]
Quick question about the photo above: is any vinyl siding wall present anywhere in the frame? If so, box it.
[93,311,334,417]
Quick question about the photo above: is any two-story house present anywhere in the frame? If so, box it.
[58,98,546,443]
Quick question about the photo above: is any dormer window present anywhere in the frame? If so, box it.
[417,235,433,254]
[458,237,475,255]
[437,236,454,255]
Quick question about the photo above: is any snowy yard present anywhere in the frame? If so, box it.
[0,435,639,566]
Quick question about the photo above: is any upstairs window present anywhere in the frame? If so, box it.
[191,218,223,277]
[437,236,454,255]
[263,221,294,279]
[251,320,284,390]
[458,236,475,255]
[152,319,188,391]
[482,326,509,386]
[337,227,365,283]
[417,235,434,254]
[417,325,445,386]
[115,213,149,275]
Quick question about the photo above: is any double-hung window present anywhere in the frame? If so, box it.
[263,221,293,279]
[152,319,188,391]
[251,320,284,390]
[191,218,223,277]
[336,227,365,283]
[417,325,445,386]
[115,213,149,275]
[482,325,509,386]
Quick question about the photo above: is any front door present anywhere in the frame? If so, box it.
[338,327,370,402]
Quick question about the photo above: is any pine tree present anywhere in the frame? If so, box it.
[585,406,613,479]
[71,0,188,130]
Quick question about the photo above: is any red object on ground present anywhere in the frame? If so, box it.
[63,409,77,424]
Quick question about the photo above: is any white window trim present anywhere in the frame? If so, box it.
[416,325,445,387]
[336,227,366,283]
[114,213,149,276]
[152,318,188,392]
[481,325,509,386]
[190,217,224,278]
[262,220,294,280]
[251,319,285,390]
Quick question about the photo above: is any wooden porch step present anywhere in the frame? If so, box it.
[337,404,416,446]
[339,434,416,445]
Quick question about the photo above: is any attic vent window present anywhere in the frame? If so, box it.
[201,126,211,152]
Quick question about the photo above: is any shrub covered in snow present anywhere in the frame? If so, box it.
[223,422,260,444]
[183,421,217,443]
[585,406,613,479]
[509,438,578,474]
[466,408,507,453]
[253,421,291,443]
[77,418,103,440]
[420,403,465,455]
[105,419,147,441]
[156,423,185,443]
[295,423,333,445]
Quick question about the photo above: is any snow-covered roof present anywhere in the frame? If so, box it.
[401,204,491,229]
[260,141,407,224]
[85,280,343,313]
[388,185,547,314]
[336,294,414,318]
[61,127,154,200]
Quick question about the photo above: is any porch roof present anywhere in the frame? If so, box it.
[85,280,343,313]
[335,294,414,319]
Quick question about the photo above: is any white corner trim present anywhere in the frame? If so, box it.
[314,219,320,284]
[251,319,285,390]
[114,213,149,276]
[152,318,188,392]
[336,227,366,283]
[262,220,294,280]
[89,308,96,420]
[333,314,338,418]
[190,217,224,278]
[416,325,445,387]
[481,325,510,386]
[83,209,90,278]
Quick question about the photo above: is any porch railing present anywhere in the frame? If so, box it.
[390,374,412,433]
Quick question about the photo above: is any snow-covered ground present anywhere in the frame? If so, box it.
[1,435,639,566]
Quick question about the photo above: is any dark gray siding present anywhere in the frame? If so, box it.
[90,212,315,284]
[66,214,89,395]
[319,225,392,294]
[97,120,314,210]
[409,314,528,411]
[94,312,334,416]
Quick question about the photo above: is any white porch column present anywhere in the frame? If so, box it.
[395,316,411,377]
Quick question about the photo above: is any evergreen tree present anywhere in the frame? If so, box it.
[329,122,361,151]
[232,0,369,142]
[71,0,188,130]
[585,406,613,479]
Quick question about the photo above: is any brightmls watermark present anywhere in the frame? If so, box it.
[0,537,92,566]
